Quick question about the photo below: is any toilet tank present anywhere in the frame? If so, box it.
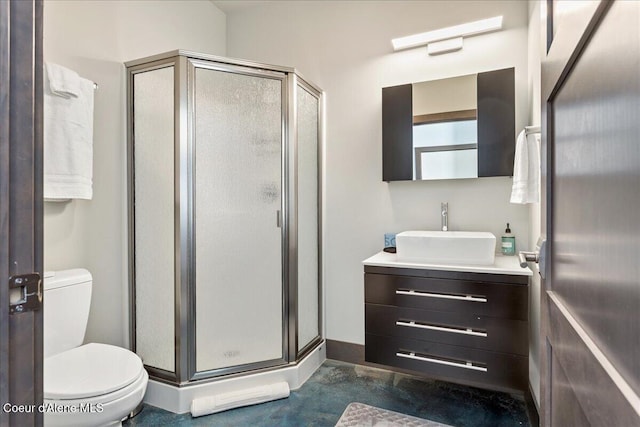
[43,269,92,358]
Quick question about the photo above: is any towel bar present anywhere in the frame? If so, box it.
[525,125,540,135]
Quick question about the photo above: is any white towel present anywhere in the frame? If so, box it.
[46,63,81,99]
[510,129,540,204]
[44,63,94,200]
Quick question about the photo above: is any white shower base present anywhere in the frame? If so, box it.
[143,342,326,414]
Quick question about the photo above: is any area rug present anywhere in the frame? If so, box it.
[335,402,453,427]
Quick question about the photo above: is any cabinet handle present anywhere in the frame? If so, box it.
[396,289,487,303]
[396,351,487,372]
[396,320,487,337]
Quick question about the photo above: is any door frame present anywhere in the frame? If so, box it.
[0,0,44,426]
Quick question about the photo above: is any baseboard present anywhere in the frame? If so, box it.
[326,339,364,365]
[525,383,540,426]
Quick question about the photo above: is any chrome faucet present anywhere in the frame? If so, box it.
[441,202,448,231]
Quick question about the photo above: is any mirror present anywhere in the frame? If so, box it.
[382,67,514,182]
[412,74,477,180]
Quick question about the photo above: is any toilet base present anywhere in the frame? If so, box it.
[124,402,144,422]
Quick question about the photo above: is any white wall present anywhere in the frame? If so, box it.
[43,0,226,347]
[527,0,543,407]
[223,1,530,345]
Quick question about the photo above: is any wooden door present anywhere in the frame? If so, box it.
[540,0,640,425]
[0,1,44,426]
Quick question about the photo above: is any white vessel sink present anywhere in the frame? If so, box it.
[396,230,496,266]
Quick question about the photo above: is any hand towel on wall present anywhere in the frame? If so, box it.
[44,62,94,200]
[510,129,540,204]
[46,62,81,98]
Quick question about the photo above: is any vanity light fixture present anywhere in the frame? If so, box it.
[391,15,503,53]
[427,37,464,55]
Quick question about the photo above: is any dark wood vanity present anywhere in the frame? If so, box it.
[364,258,529,392]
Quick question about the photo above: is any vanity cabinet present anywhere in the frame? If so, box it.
[364,264,529,392]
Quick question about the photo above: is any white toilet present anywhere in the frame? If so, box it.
[43,269,148,427]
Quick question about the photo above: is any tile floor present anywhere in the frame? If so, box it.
[124,359,531,427]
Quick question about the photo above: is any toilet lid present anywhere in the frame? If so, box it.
[44,343,144,400]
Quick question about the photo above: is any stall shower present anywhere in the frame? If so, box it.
[126,51,323,397]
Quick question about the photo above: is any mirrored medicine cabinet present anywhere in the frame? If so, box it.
[382,67,515,182]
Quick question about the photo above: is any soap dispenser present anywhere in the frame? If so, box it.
[501,223,516,256]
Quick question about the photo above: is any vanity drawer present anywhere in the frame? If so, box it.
[365,273,527,320]
[365,333,528,391]
[365,304,528,355]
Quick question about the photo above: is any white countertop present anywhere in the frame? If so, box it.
[363,251,533,276]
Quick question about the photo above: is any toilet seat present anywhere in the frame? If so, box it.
[43,365,148,427]
[45,343,144,400]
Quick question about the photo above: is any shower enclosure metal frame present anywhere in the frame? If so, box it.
[126,50,323,386]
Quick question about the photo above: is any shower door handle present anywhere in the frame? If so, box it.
[276,210,281,228]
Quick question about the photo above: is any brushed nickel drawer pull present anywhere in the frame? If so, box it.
[396,351,488,372]
[396,289,487,303]
[396,320,487,337]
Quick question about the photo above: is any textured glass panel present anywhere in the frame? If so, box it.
[195,68,283,371]
[296,85,319,351]
[133,67,175,372]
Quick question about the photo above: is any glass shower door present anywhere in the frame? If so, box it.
[133,65,176,374]
[296,81,321,352]
[193,63,285,373]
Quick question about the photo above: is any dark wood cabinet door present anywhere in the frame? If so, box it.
[477,67,515,177]
[381,84,413,181]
